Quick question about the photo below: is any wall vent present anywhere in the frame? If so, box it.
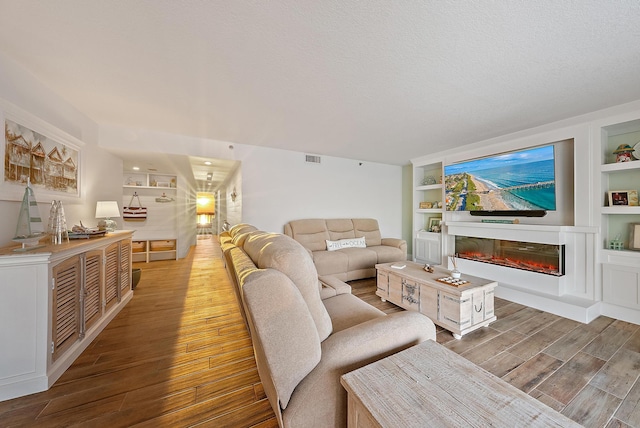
[305,154,321,164]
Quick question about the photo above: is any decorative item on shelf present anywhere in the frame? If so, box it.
[12,179,47,251]
[607,190,639,206]
[449,253,461,278]
[613,144,635,163]
[630,223,640,251]
[423,264,434,273]
[155,193,174,203]
[609,235,624,251]
[123,192,147,221]
[230,187,238,202]
[422,176,437,185]
[633,141,640,160]
[435,201,442,208]
[419,201,433,209]
[170,178,177,188]
[48,200,69,245]
[428,217,441,233]
[95,201,120,232]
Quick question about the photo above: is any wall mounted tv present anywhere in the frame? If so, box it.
[444,145,556,216]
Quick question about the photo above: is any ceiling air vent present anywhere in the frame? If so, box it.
[305,154,321,164]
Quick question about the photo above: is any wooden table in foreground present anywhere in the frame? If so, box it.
[340,340,581,428]
[376,261,497,339]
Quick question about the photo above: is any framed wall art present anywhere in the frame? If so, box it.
[607,190,639,207]
[1,101,84,202]
[630,223,640,251]
[428,217,441,232]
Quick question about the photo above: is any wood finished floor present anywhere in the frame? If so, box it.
[2,236,640,427]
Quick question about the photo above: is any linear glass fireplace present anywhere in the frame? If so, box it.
[455,236,565,277]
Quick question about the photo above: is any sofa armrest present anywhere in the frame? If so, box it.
[318,275,352,296]
[381,237,406,250]
[281,311,436,426]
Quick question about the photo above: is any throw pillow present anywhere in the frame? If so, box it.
[347,236,366,248]
[326,237,366,251]
[326,239,343,251]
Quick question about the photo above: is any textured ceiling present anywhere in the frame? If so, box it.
[0,1,639,165]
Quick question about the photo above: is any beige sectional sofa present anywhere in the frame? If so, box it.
[220,224,436,428]
[283,218,407,281]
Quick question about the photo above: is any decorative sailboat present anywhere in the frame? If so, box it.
[13,179,46,251]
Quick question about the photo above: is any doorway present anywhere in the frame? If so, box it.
[197,192,215,236]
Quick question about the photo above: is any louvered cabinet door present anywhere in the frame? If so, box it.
[83,250,103,332]
[51,256,81,362]
[104,242,119,311]
[119,239,131,297]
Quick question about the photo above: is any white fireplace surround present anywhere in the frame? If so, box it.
[445,221,600,323]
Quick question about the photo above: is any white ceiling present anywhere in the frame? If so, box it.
[0,1,639,166]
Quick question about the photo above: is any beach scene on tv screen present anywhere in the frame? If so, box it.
[445,145,556,212]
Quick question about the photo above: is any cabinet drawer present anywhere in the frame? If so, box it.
[389,273,403,305]
[439,291,472,331]
[132,241,146,253]
[419,286,438,320]
[150,240,175,251]
[603,264,640,309]
[376,271,389,298]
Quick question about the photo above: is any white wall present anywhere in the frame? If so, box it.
[0,53,123,246]
[99,125,404,236]
[224,166,242,227]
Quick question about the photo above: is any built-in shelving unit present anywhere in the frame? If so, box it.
[598,117,640,312]
[123,172,177,190]
[123,172,179,261]
[132,238,178,263]
[598,119,640,254]
[411,161,444,265]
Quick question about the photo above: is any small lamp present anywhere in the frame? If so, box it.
[95,201,120,232]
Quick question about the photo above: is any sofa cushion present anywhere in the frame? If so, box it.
[322,293,385,333]
[312,249,349,277]
[341,247,377,272]
[367,245,406,264]
[229,223,258,235]
[353,218,382,246]
[282,312,436,427]
[242,269,322,410]
[326,219,356,241]
[244,232,333,341]
[231,226,260,248]
[286,219,330,252]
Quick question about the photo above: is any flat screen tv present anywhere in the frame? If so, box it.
[444,145,556,216]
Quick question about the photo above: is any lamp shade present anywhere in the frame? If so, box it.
[95,201,121,218]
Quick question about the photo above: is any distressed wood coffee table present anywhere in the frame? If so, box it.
[376,262,497,339]
[340,340,581,428]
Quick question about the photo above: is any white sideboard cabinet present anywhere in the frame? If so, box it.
[0,231,133,401]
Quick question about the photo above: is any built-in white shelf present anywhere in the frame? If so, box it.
[600,161,640,173]
[601,206,640,215]
[415,184,443,191]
